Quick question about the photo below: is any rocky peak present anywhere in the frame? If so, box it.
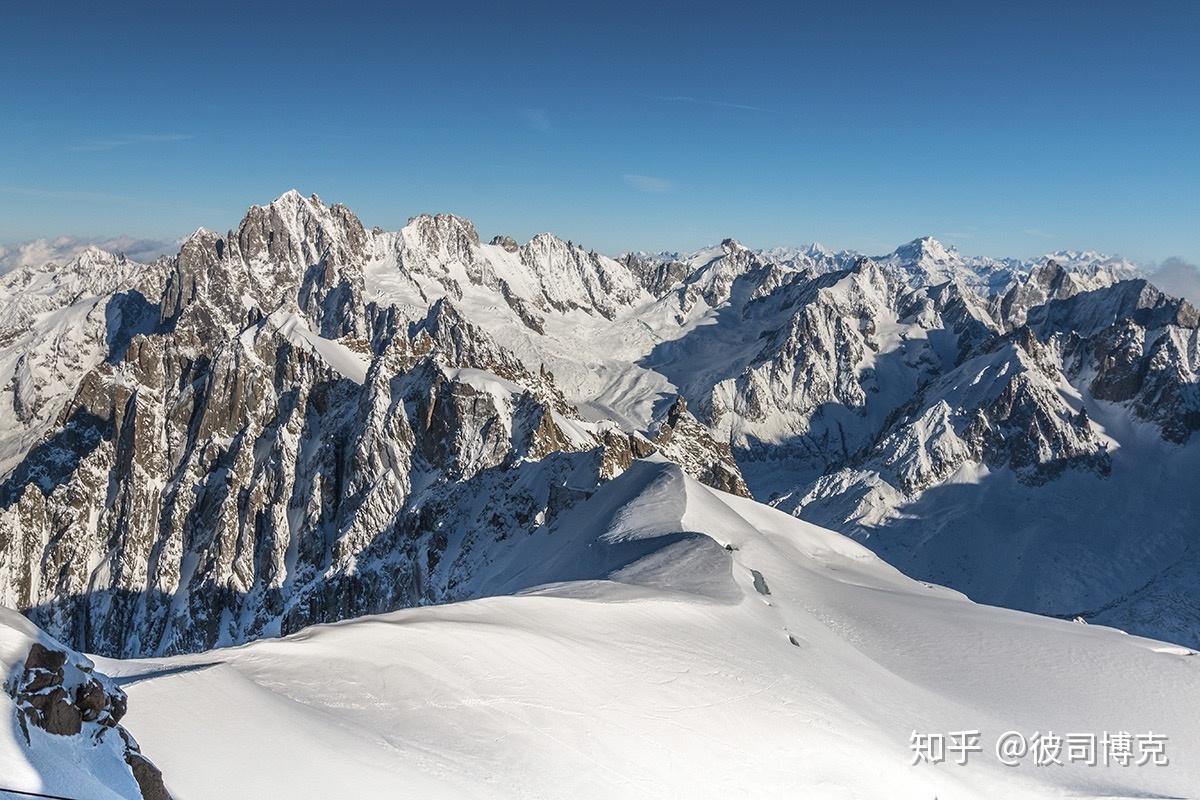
[996,259,1077,331]
[1,245,141,312]
[403,213,483,259]
[1039,249,1142,280]
[1029,259,1070,292]
[5,194,1200,664]
[518,233,589,279]
[879,236,974,290]
[651,396,750,497]
[993,257,1150,334]
[233,190,368,271]
[160,193,370,339]
[518,233,643,319]
[670,238,769,313]
[1024,278,1199,341]
[159,227,227,324]
[621,251,689,297]
[70,244,130,271]
[804,241,834,260]
[393,213,495,296]
[410,299,567,410]
[412,298,508,364]
[1017,278,1200,443]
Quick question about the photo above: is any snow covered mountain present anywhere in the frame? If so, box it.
[0,193,742,658]
[0,190,1196,664]
[792,269,1200,643]
[0,245,164,478]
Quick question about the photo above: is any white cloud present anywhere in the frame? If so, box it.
[0,235,177,274]
[623,174,674,193]
[519,109,550,132]
[1022,228,1055,239]
[70,133,195,152]
[1146,257,1200,305]
[653,95,767,113]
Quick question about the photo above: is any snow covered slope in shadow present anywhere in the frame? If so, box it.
[98,460,1200,799]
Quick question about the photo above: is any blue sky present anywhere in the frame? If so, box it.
[1,0,1197,264]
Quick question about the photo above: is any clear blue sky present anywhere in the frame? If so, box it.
[1,0,1197,263]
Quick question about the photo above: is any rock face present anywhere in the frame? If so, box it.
[1027,279,1200,442]
[0,195,1197,652]
[652,398,749,497]
[621,251,690,297]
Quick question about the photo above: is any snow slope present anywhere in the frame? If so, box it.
[97,460,1200,800]
[265,309,370,383]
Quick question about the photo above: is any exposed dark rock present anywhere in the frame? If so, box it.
[654,398,751,497]
[490,234,520,253]
[2,190,1197,662]
[126,749,173,800]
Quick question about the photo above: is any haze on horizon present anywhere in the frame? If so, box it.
[1,0,1197,268]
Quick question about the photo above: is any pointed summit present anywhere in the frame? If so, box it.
[890,236,954,265]
[63,244,129,272]
[269,188,312,206]
[804,242,834,259]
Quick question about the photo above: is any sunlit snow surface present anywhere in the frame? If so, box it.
[86,461,1199,799]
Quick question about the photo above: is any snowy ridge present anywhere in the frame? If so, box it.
[0,246,164,477]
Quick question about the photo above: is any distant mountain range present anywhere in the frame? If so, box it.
[1,190,1196,657]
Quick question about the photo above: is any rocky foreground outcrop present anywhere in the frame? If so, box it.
[1,607,170,798]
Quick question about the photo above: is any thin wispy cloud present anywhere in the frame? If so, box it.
[519,108,551,132]
[653,94,767,113]
[69,133,195,152]
[1023,228,1055,239]
[623,174,675,193]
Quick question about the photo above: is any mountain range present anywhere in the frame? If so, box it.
[0,190,1196,660]
[1,190,1199,798]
